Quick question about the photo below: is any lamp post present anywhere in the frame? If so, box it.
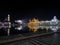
[7,14,11,36]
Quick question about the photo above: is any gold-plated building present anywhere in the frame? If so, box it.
[28,18,40,32]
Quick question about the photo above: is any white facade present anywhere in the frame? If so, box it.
[50,16,59,25]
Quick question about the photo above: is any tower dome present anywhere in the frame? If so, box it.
[50,16,59,25]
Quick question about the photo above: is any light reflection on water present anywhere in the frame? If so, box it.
[0,26,60,45]
[40,26,60,32]
[0,26,60,36]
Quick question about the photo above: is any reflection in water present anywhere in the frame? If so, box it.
[50,26,58,32]
[52,33,58,43]
[54,33,58,36]
[40,26,60,32]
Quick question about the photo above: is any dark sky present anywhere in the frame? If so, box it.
[0,1,60,20]
[0,1,60,34]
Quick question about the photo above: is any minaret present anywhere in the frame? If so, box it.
[7,14,10,36]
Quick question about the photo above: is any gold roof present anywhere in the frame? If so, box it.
[28,18,40,32]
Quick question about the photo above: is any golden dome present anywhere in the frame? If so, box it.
[28,18,40,32]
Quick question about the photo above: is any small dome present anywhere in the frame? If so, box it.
[51,16,58,22]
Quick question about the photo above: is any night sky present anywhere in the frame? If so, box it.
[0,1,60,21]
[0,1,60,35]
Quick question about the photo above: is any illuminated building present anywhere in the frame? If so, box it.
[15,20,23,30]
[0,15,60,35]
[50,16,59,25]
[28,16,60,32]
[28,18,40,32]
[39,16,59,26]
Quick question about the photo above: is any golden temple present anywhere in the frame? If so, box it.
[28,18,40,32]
